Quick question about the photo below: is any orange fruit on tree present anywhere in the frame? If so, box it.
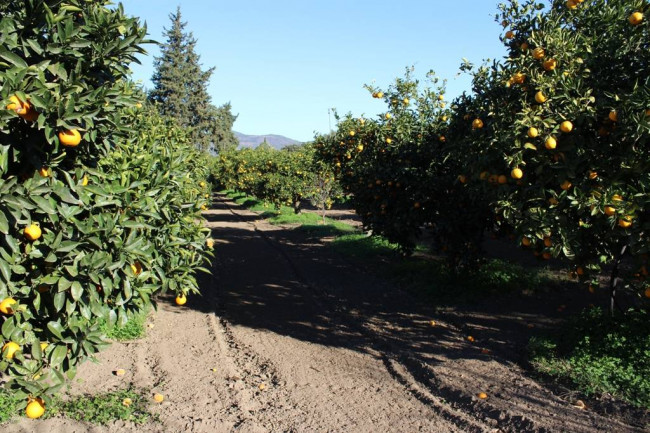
[25,398,45,419]
[543,59,557,71]
[38,167,49,177]
[24,224,42,241]
[566,0,578,9]
[472,118,484,129]
[130,261,142,276]
[479,171,489,180]
[545,136,557,149]
[0,298,17,315]
[618,216,633,228]
[576,267,584,276]
[604,206,616,216]
[376,91,384,98]
[534,91,547,104]
[386,138,393,144]
[349,130,355,136]
[498,175,507,184]
[520,42,529,51]
[385,113,391,120]
[611,194,623,202]
[532,47,545,59]
[467,336,475,342]
[560,121,573,133]
[458,175,467,184]
[175,293,187,306]
[59,129,82,147]
[608,110,618,122]
[629,12,643,25]
[505,30,515,39]
[512,72,526,84]
[521,237,531,247]
[542,252,552,260]
[544,237,552,247]
[548,197,559,205]
[588,171,598,180]
[2,341,20,359]
[645,287,650,298]
[6,95,31,115]
[527,127,539,138]
[511,168,523,179]
[560,180,572,190]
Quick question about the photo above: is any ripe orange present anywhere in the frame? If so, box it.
[512,72,526,84]
[588,171,598,180]
[560,121,573,133]
[576,267,584,276]
[0,298,17,315]
[356,144,364,152]
[403,98,409,105]
[479,171,489,180]
[608,110,618,122]
[467,336,475,342]
[645,287,650,298]
[532,47,545,59]
[611,194,623,202]
[534,91,547,104]
[25,398,45,419]
[6,95,31,115]
[560,180,572,190]
[58,129,82,147]
[520,42,529,51]
[548,197,559,205]
[130,261,142,276]
[386,138,393,144]
[543,59,557,71]
[505,30,515,39]
[38,167,49,177]
[376,92,384,99]
[439,135,446,142]
[2,341,20,359]
[566,0,577,9]
[618,217,632,228]
[521,237,531,247]
[472,118,484,129]
[629,12,643,25]
[498,175,507,185]
[385,113,391,120]
[477,392,488,399]
[604,206,616,216]
[24,224,42,241]
[349,130,355,136]
[542,252,552,260]
[153,393,164,403]
[458,175,467,184]
[527,127,539,138]
[175,293,187,305]
[544,137,557,150]
[543,237,552,247]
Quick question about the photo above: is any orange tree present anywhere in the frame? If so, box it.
[212,145,319,214]
[0,0,212,415]
[314,70,483,258]
[449,0,649,309]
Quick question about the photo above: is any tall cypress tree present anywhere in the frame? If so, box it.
[149,7,238,153]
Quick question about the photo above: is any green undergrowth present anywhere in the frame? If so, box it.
[528,307,650,409]
[99,310,148,341]
[45,387,155,425]
[0,388,21,424]
[0,387,155,426]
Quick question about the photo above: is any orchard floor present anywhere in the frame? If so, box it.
[6,194,647,433]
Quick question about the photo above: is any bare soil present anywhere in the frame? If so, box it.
[5,194,647,433]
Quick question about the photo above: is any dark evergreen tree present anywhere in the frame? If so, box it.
[149,7,238,153]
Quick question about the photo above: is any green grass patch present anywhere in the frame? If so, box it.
[99,311,148,341]
[331,233,400,259]
[0,387,21,424]
[44,387,155,425]
[528,307,650,409]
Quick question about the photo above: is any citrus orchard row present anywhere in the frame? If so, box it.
[1,1,212,418]
[318,0,649,301]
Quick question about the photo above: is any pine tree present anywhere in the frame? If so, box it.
[149,7,238,153]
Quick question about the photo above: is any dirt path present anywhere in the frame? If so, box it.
[6,194,645,433]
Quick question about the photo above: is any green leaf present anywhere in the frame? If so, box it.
[50,345,67,368]
[0,49,27,67]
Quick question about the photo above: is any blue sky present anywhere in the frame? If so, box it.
[119,1,508,142]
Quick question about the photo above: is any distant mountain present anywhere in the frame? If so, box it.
[234,131,301,150]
